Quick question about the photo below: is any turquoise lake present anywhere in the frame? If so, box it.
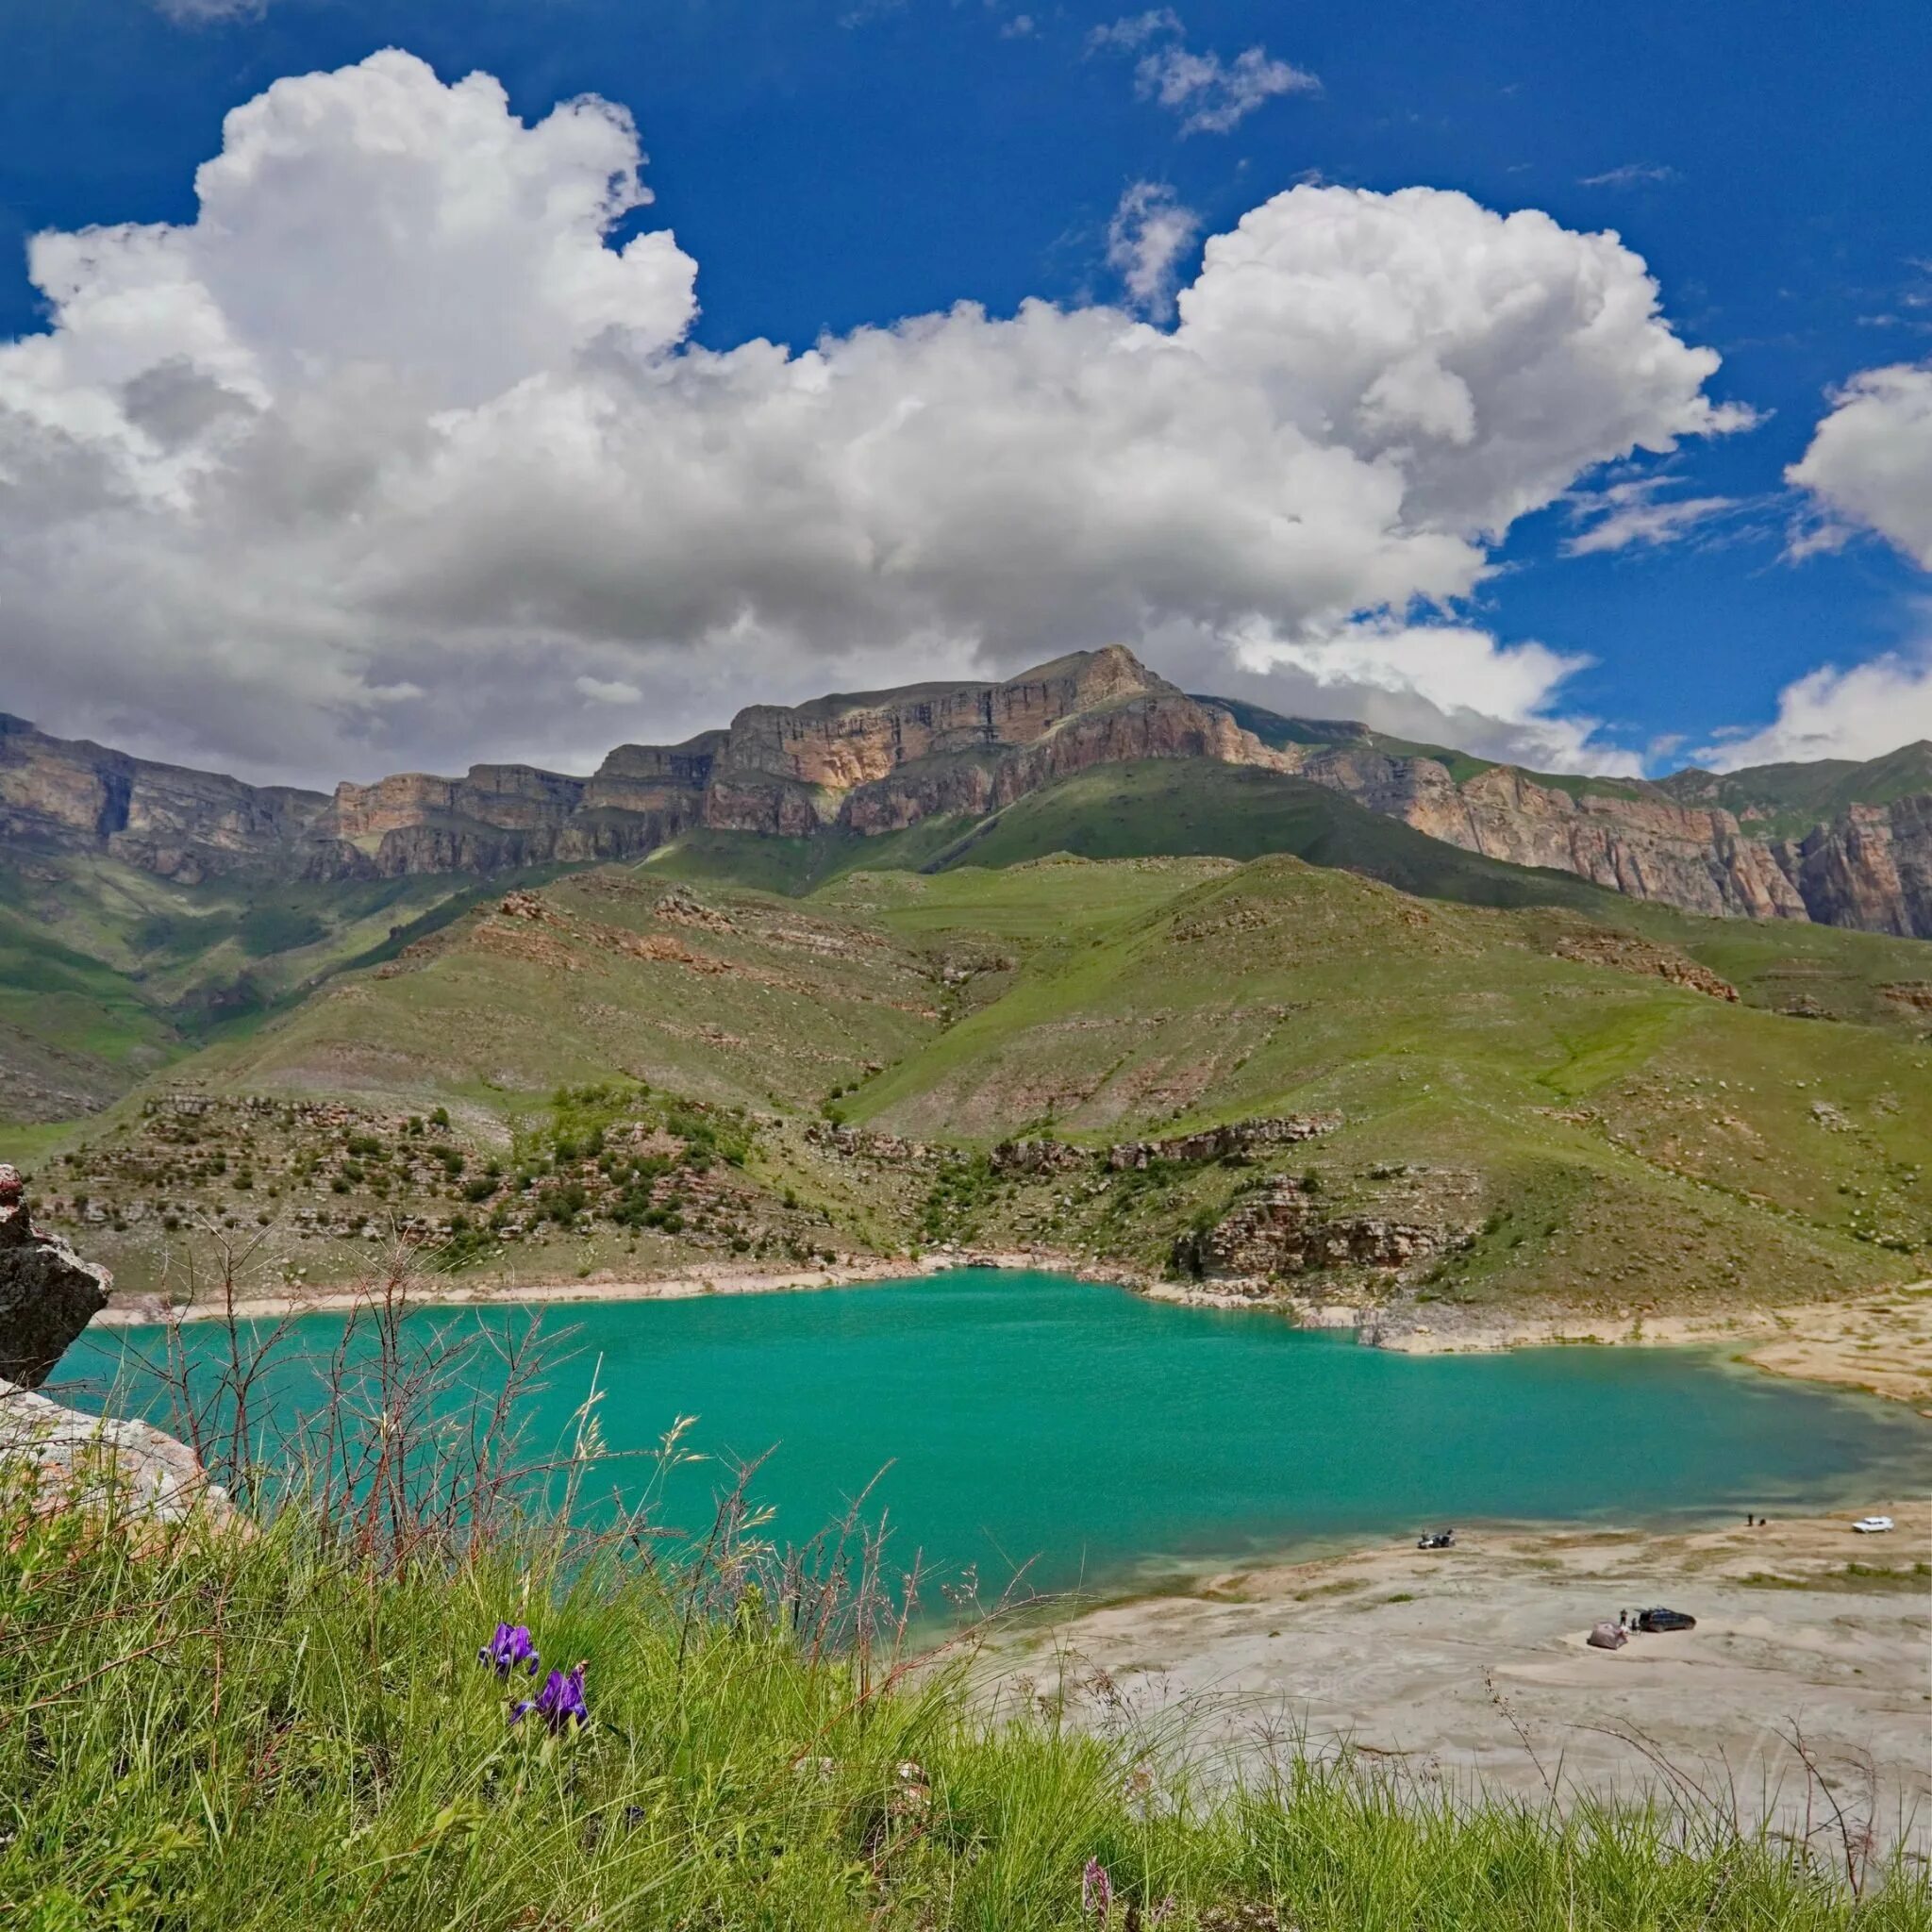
[55,1269,1930,1600]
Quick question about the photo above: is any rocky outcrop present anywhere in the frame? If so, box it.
[1774,796,1932,939]
[1104,1114,1341,1171]
[1286,745,1811,924]
[1174,1176,1454,1283]
[0,1164,109,1389]
[0,712,327,884]
[0,1164,229,1524]
[1280,736,1932,939]
[0,1377,230,1524]
[1550,931,1739,1001]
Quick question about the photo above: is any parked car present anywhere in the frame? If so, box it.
[1852,1516,1895,1534]
[1416,1529,1456,1550]
[1634,1607,1696,1633]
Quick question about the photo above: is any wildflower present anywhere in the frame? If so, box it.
[478,1621,540,1678]
[1083,1857,1113,1922]
[512,1661,590,1734]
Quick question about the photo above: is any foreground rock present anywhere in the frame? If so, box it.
[0,1162,108,1388]
[0,1164,229,1525]
[0,1377,230,1524]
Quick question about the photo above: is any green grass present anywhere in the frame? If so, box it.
[912,761,1636,915]
[643,815,978,895]
[2,1491,1916,1930]
[1737,1560,1932,1591]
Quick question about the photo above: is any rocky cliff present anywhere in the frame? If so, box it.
[0,712,327,885]
[6,647,1280,883]
[1273,734,1932,939]
[6,658,1929,939]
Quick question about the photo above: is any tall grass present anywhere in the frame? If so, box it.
[6,1243,1926,1928]
[9,1496,1927,1930]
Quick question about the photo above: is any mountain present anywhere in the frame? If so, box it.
[8,652,1929,941]
[1220,703,1932,941]
[3,648,1253,885]
[12,657,1930,1315]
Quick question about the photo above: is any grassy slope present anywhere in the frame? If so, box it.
[1659,741,1932,836]
[17,754,1932,1309]
[6,1497,1905,1931]
[0,853,498,1127]
[842,858,1932,1309]
[188,867,950,1120]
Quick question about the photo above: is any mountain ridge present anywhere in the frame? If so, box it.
[5,648,1929,937]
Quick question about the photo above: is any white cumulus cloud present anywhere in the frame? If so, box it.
[1699,630,1932,769]
[1700,363,1932,767]
[0,51,1747,786]
[1787,361,1932,568]
[1225,615,1623,774]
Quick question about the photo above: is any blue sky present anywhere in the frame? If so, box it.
[1,0,1928,783]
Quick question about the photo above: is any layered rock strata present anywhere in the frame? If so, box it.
[1279,737,1932,938]
[4,647,1272,882]
[1,713,326,885]
[1173,1176,1458,1285]
[6,653,1928,938]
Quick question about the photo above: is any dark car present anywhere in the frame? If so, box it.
[1635,1607,1696,1633]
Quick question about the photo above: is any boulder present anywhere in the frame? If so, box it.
[0,1164,110,1389]
[0,1377,230,1525]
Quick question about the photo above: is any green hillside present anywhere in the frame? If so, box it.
[1659,741,1932,837]
[0,852,502,1132]
[647,759,1659,917]
[25,844,1929,1314]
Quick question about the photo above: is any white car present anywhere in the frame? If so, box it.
[1852,1516,1894,1534]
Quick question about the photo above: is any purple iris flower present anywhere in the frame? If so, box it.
[512,1661,590,1734]
[479,1621,540,1679]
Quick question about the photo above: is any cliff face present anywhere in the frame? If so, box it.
[5,664,1928,940]
[1774,796,1932,939]
[302,645,1276,871]
[1279,739,1932,939]
[0,713,327,884]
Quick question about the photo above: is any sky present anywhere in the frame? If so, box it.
[0,0,1928,789]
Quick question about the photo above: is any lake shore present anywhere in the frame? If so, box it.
[98,1248,1932,1411]
[994,1501,1932,1854]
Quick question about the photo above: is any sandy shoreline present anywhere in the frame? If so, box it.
[993,1502,1932,1853]
[96,1252,1932,1411]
